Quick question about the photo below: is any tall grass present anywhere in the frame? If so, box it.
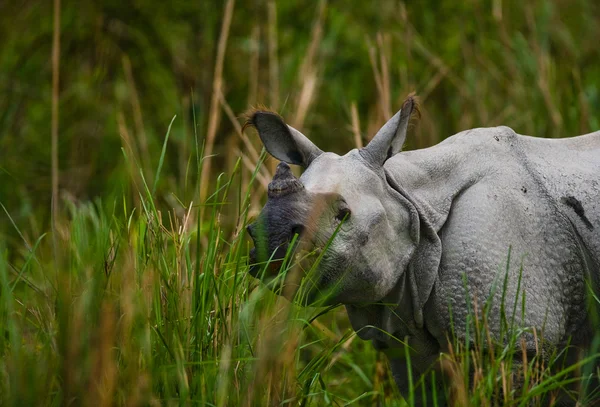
[0,147,400,405]
[1,1,599,405]
[2,134,599,405]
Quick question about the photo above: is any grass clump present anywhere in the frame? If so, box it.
[0,153,394,406]
[1,147,599,405]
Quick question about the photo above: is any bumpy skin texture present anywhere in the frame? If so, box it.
[248,106,600,404]
[373,127,600,402]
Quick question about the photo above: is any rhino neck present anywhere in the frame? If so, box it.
[346,143,489,345]
[345,272,441,358]
[345,272,413,342]
[381,147,487,328]
[384,142,488,232]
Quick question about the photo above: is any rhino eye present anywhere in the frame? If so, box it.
[335,207,351,222]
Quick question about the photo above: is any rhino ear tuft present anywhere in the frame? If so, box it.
[361,94,419,166]
[246,110,323,167]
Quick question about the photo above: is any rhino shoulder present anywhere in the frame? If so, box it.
[438,125,519,148]
[393,126,522,184]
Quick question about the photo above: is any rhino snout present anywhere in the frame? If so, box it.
[290,224,305,239]
[246,221,305,245]
[246,220,306,277]
[247,166,313,278]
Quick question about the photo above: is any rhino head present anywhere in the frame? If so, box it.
[247,96,427,310]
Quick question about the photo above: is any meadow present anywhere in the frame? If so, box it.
[1,1,599,405]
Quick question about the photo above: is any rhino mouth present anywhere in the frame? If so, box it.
[247,234,337,305]
[248,246,288,278]
[248,238,319,277]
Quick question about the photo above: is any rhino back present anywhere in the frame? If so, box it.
[514,130,600,255]
[389,127,600,349]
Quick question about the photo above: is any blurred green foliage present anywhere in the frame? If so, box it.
[1,1,599,405]
[1,0,599,244]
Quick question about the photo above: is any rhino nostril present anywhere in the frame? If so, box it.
[291,224,305,239]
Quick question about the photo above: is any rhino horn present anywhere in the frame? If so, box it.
[268,162,305,198]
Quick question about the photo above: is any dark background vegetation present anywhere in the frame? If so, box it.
[1,0,598,241]
[0,1,599,405]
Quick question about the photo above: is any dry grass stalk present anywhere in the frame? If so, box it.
[310,319,337,341]
[397,3,412,88]
[524,4,562,136]
[350,102,363,148]
[51,0,61,220]
[217,344,232,407]
[373,350,388,404]
[325,334,356,371]
[292,72,318,131]
[491,0,520,85]
[367,38,389,122]
[219,92,269,178]
[291,0,327,130]
[117,112,143,200]
[440,348,469,407]
[296,0,326,93]
[89,302,117,407]
[266,1,279,175]
[180,94,191,192]
[573,69,590,134]
[367,34,397,141]
[246,24,262,214]
[220,94,270,196]
[378,33,392,119]
[122,54,151,178]
[248,24,260,107]
[244,298,293,406]
[420,70,447,102]
[236,149,269,191]
[199,0,235,205]
[268,0,279,111]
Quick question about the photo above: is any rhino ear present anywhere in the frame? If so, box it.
[247,111,323,167]
[361,95,418,166]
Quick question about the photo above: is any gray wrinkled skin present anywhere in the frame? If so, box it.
[247,99,600,404]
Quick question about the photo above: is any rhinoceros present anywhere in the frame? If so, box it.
[246,95,600,404]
